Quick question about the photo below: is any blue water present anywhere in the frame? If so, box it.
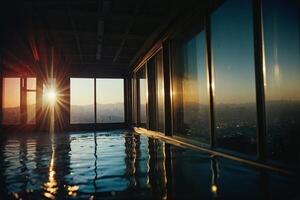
[0,130,297,199]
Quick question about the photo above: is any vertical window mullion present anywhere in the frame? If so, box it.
[94,78,97,125]
[252,0,266,161]
[205,13,215,149]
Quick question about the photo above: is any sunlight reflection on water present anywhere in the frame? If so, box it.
[0,130,297,199]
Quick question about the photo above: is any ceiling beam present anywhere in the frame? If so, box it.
[70,63,129,68]
[108,14,163,23]
[23,9,163,23]
[50,44,139,51]
[16,1,97,6]
[67,54,132,58]
[66,2,84,64]
[96,0,110,60]
[112,2,141,63]
[34,30,146,40]
[70,62,128,65]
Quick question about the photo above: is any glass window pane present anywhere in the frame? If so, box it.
[138,66,147,126]
[172,32,210,145]
[211,0,257,155]
[2,78,21,124]
[27,91,36,124]
[156,50,165,133]
[70,78,95,124]
[96,79,124,123]
[262,0,300,166]
[27,78,36,90]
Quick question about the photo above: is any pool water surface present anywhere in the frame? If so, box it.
[0,130,297,199]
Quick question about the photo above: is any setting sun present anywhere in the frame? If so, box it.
[45,88,57,105]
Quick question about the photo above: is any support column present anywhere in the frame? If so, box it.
[124,77,132,128]
[36,77,43,131]
[94,78,97,126]
[136,74,141,126]
[20,77,27,125]
[162,40,173,136]
[147,57,157,131]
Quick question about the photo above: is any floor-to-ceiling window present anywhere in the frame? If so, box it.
[2,78,21,124]
[133,50,164,132]
[96,79,124,123]
[262,0,300,167]
[131,0,299,171]
[70,78,95,124]
[172,30,210,145]
[211,0,257,156]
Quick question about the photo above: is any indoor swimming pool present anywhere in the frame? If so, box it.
[0,130,297,199]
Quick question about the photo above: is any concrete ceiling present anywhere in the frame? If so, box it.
[0,0,178,75]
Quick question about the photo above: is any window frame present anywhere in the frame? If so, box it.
[69,77,126,126]
[1,76,37,126]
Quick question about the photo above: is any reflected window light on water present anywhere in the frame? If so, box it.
[211,184,218,193]
[0,130,297,199]
[66,185,79,197]
[43,144,57,199]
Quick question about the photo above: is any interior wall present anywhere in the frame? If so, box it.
[124,77,132,126]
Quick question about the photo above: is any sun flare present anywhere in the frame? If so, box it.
[45,88,57,105]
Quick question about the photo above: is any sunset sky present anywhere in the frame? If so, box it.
[96,79,124,104]
[3,78,20,108]
[70,78,124,106]
[70,78,94,106]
